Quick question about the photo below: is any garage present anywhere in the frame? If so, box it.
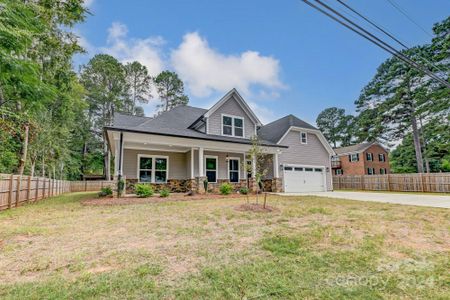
[283,165,326,192]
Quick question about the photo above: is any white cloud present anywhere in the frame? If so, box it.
[171,32,284,98]
[101,22,165,76]
[83,0,95,8]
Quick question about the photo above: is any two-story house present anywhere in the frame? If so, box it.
[332,142,390,176]
[104,89,334,193]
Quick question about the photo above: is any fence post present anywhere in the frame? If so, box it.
[26,176,32,202]
[42,178,46,199]
[15,175,21,207]
[420,173,424,192]
[361,175,365,191]
[7,174,14,209]
[35,177,39,202]
[85,180,87,192]
[386,174,391,191]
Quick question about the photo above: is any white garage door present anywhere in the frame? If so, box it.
[283,165,326,192]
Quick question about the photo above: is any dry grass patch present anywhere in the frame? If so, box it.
[0,192,449,299]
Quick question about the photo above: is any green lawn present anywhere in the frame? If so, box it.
[0,192,449,299]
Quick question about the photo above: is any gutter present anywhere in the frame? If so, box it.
[103,126,288,148]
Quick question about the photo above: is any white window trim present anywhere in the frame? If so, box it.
[221,114,245,138]
[204,155,218,183]
[379,153,385,162]
[350,153,359,162]
[227,157,240,183]
[366,153,373,161]
[300,132,308,144]
[137,154,169,183]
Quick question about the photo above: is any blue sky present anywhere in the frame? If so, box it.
[76,0,450,124]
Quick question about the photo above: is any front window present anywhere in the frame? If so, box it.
[335,169,343,175]
[366,153,373,161]
[300,132,307,144]
[229,158,240,183]
[378,153,385,162]
[222,115,244,137]
[380,168,387,174]
[367,168,375,175]
[138,156,168,183]
[205,157,217,183]
[139,157,152,182]
[155,158,167,183]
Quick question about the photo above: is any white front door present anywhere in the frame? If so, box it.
[283,165,326,192]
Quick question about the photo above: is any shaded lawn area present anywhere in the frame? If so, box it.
[0,192,449,299]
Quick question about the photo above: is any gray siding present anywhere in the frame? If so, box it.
[207,96,256,138]
[123,148,247,181]
[278,130,332,190]
[123,149,188,180]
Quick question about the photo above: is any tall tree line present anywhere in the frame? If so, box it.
[0,1,189,179]
[316,17,449,173]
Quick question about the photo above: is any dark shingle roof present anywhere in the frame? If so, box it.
[257,114,317,143]
[334,142,374,155]
[107,106,283,147]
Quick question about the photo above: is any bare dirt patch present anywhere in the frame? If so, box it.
[235,203,278,213]
[81,193,245,206]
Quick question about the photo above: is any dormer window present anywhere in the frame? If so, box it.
[222,114,244,137]
[300,132,307,144]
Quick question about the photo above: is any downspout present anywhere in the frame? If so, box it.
[117,131,124,197]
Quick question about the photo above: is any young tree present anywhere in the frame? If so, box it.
[153,71,189,113]
[245,137,271,207]
[124,61,152,116]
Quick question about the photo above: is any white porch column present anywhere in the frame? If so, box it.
[190,148,195,179]
[252,154,256,178]
[198,147,204,177]
[273,152,279,178]
[119,133,124,176]
[114,139,120,177]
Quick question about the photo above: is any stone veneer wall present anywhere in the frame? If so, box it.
[262,178,283,192]
[206,179,247,193]
[126,179,189,193]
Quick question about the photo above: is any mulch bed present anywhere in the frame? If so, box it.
[81,193,246,206]
[234,203,278,213]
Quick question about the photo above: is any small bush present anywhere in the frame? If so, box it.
[219,183,233,195]
[135,184,153,198]
[98,186,112,197]
[239,187,249,195]
[159,188,170,198]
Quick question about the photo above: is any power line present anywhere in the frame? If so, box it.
[301,0,450,88]
[335,0,447,76]
[384,0,433,38]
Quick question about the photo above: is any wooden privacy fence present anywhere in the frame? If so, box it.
[333,173,450,193]
[0,173,114,211]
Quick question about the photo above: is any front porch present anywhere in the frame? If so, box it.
[107,130,283,194]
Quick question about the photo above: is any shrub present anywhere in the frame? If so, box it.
[219,182,233,195]
[160,188,170,198]
[135,184,153,198]
[98,186,112,197]
[239,187,249,195]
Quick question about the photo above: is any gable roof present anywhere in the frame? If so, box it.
[203,88,262,125]
[258,114,317,144]
[334,142,388,155]
[107,106,283,147]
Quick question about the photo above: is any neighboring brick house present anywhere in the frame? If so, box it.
[332,142,390,175]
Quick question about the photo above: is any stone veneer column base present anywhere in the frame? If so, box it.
[271,178,283,192]
[196,176,207,194]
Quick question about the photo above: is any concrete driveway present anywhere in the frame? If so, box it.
[277,191,450,208]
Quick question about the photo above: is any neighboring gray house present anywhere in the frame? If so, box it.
[105,89,334,193]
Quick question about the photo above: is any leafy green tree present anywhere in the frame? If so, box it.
[153,71,189,113]
[316,107,355,148]
[124,61,152,116]
[80,54,127,179]
[355,17,449,173]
